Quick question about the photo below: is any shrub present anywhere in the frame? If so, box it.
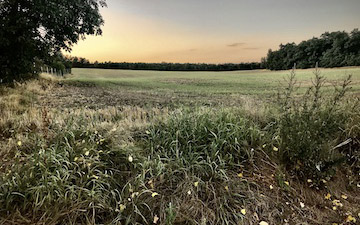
[277,67,352,181]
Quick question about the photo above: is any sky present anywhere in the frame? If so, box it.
[70,0,360,64]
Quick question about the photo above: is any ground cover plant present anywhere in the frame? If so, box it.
[0,68,359,224]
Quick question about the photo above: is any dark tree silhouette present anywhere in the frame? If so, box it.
[0,0,106,83]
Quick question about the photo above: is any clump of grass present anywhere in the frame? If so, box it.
[142,108,263,179]
[277,66,353,182]
[128,109,268,224]
[0,118,142,224]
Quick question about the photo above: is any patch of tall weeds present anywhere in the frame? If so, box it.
[0,116,142,224]
[143,109,263,179]
[277,66,353,181]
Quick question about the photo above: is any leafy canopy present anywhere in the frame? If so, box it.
[0,0,107,82]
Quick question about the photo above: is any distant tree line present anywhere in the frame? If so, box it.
[263,29,360,70]
[68,57,262,71]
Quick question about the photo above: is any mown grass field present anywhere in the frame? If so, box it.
[0,67,359,225]
[68,67,360,95]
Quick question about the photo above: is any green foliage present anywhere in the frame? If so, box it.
[0,0,106,82]
[265,29,360,70]
[142,109,263,180]
[277,67,352,180]
[0,119,140,224]
[69,57,263,71]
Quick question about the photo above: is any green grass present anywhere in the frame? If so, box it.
[68,67,360,95]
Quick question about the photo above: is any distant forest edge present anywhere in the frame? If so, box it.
[69,60,262,71]
[66,29,360,72]
[263,29,360,70]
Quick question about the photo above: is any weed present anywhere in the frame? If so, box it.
[277,66,353,181]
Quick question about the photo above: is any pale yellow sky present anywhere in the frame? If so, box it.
[69,0,360,63]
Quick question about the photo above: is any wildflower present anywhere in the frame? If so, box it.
[119,204,126,212]
[87,163,92,167]
[262,144,267,148]
[284,181,289,186]
[341,194,347,200]
[224,186,229,191]
[85,151,90,156]
[187,190,192,195]
[128,155,133,163]
[300,202,305,208]
[269,185,274,190]
[17,141,22,146]
[153,215,159,224]
[273,146,278,152]
[241,208,246,215]
[194,181,199,187]
[151,192,159,198]
[259,221,269,225]
[237,173,244,178]
[332,206,337,211]
[307,179,312,183]
[325,193,331,200]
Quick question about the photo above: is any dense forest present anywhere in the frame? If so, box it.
[68,57,262,71]
[264,29,360,70]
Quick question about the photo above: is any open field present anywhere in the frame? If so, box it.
[68,67,360,95]
[0,68,360,225]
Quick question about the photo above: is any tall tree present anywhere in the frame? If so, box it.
[0,0,106,83]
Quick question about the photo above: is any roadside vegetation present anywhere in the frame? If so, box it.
[0,68,359,225]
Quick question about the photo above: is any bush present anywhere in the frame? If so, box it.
[277,67,352,181]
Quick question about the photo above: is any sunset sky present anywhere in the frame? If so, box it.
[70,0,360,64]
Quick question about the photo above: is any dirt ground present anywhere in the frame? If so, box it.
[38,82,264,110]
